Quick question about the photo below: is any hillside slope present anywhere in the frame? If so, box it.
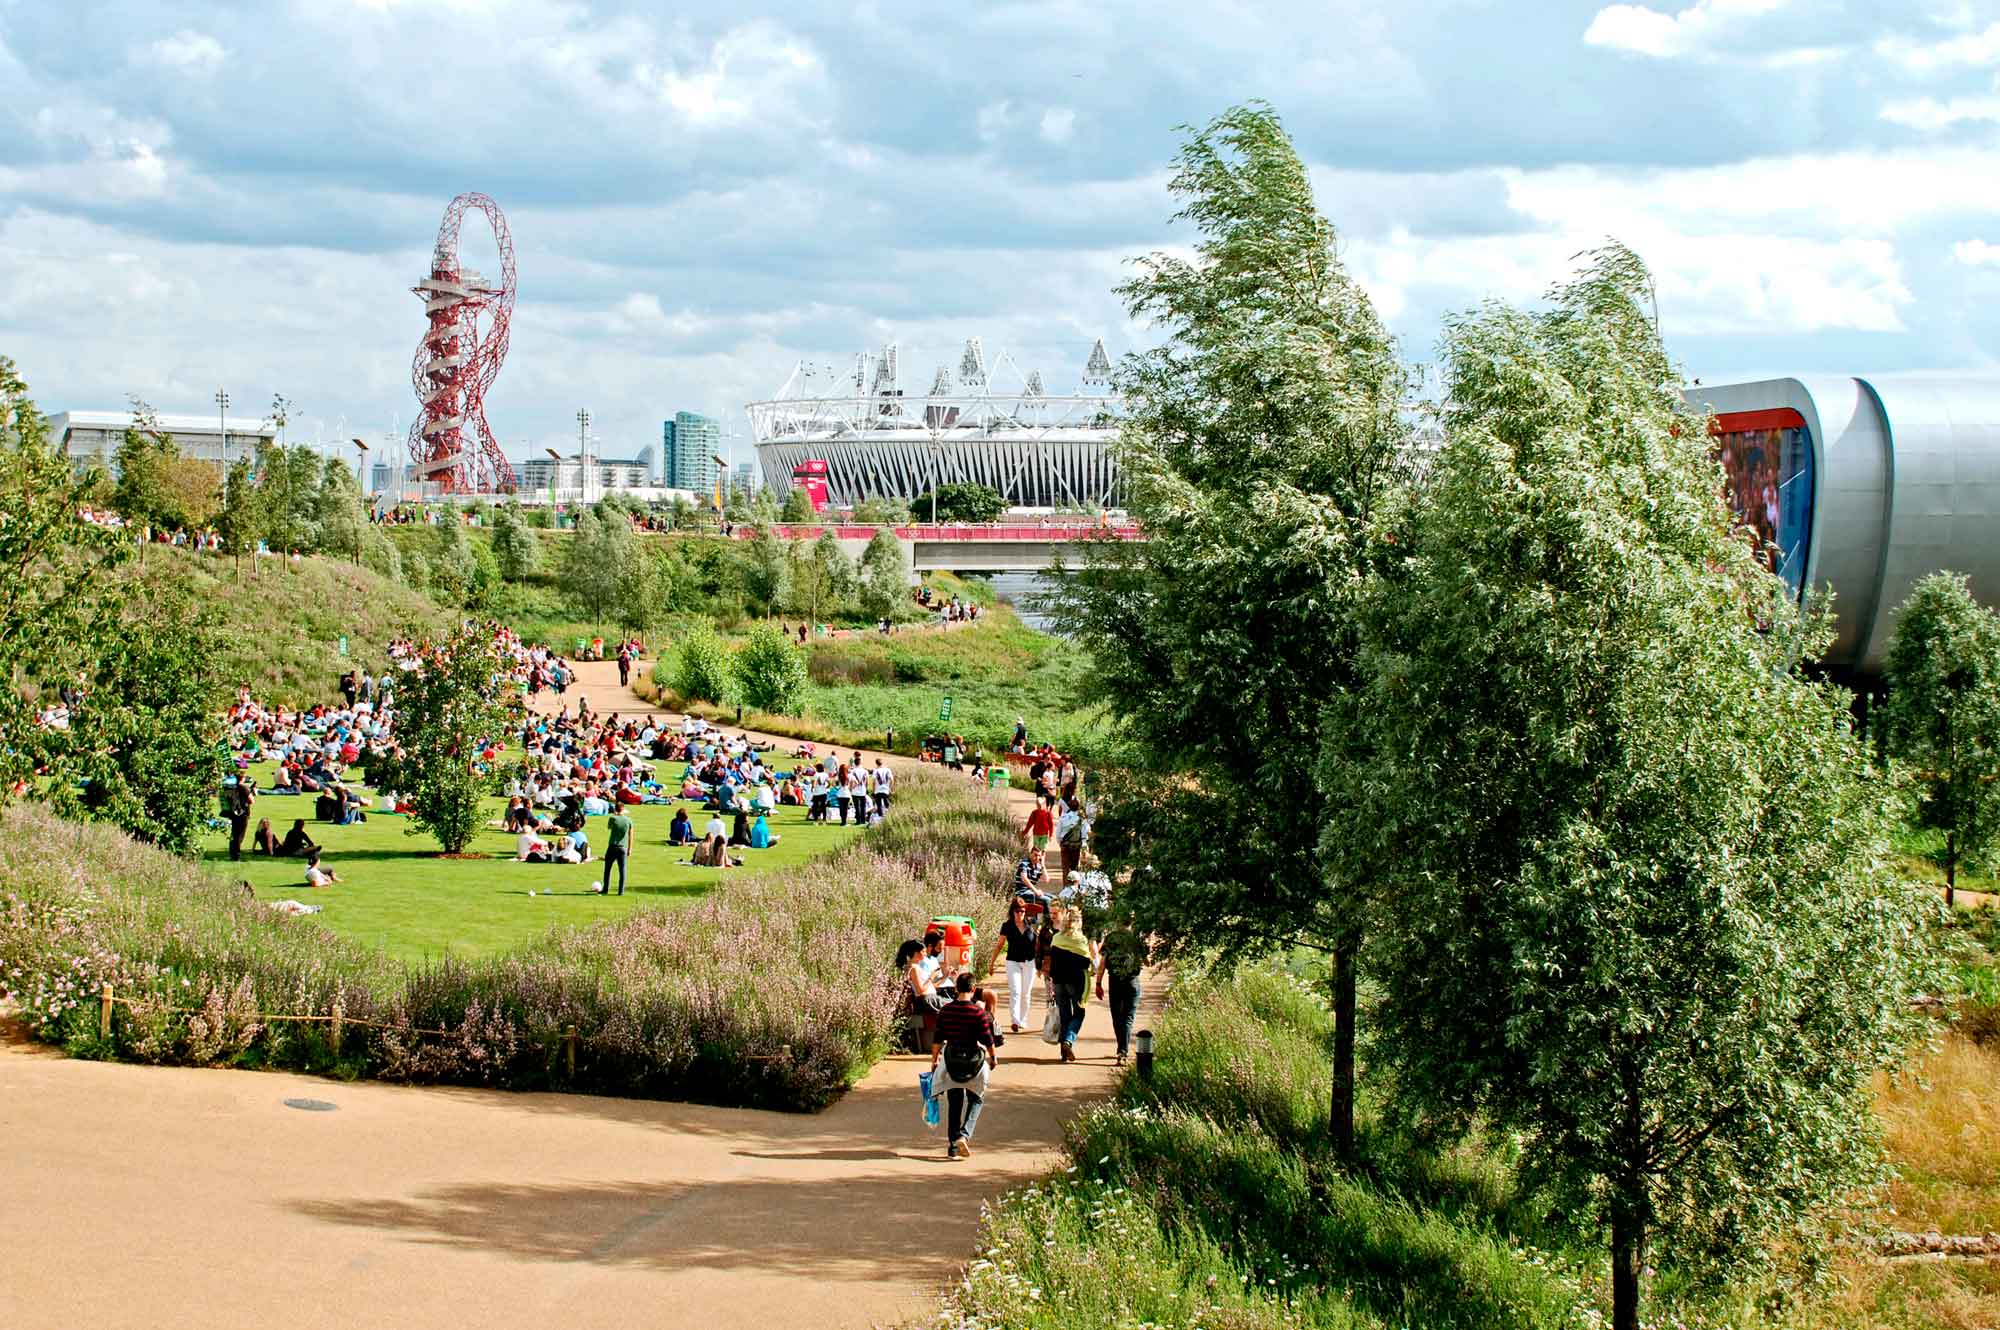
[122,546,446,705]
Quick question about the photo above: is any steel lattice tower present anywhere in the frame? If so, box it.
[408,192,517,493]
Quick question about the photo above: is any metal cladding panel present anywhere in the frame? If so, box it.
[1688,376,1889,670]
[1859,376,2000,672]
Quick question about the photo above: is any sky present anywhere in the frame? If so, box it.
[4,0,2000,471]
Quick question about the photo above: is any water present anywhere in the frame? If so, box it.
[986,572,1065,634]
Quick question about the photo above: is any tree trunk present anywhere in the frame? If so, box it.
[1610,1207,1644,1330]
[1946,830,1957,909]
[1331,940,1357,1161]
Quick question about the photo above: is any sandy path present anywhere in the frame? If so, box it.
[1,978,1158,1330]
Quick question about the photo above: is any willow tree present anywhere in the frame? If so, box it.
[1330,247,1937,1330]
[1050,103,1410,1158]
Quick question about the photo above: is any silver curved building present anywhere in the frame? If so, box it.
[748,337,1125,510]
[1690,374,2000,674]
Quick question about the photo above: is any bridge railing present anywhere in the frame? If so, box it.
[729,522,1143,541]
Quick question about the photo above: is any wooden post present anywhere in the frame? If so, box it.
[564,1025,578,1080]
[330,1009,343,1056]
[99,983,112,1039]
[779,1044,791,1063]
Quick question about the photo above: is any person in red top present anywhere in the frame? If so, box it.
[1022,796,1055,852]
[929,974,997,1160]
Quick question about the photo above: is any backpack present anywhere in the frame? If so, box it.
[943,1039,986,1081]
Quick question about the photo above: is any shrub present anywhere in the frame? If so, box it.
[734,624,808,714]
[0,770,1014,1111]
[673,621,733,704]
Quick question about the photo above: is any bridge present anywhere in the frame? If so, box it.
[732,521,1144,573]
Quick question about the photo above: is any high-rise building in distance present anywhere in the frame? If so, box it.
[662,411,721,491]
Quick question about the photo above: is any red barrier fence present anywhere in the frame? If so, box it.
[731,523,1144,542]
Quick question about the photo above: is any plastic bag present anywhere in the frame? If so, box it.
[919,1069,941,1127]
[1041,1003,1062,1044]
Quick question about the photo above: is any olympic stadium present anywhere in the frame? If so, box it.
[748,337,1125,510]
[1694,373,2000,675]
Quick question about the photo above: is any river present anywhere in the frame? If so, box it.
[986,572,1065,634]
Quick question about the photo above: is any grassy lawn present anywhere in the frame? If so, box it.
[198,793,862,964]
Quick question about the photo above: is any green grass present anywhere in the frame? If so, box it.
[201,793,861,964]
[126,545,446,705]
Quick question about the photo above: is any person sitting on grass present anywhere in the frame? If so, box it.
[303,852,339,888]
[689,831,740,869]
[564,827,591,863]
[668,808,694,846]
[516,828,553,863]
[729,810,754,847]
[749,812,779,849]
[278,818,320,858]
[252,818,279,856]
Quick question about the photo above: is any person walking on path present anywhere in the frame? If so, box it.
[995,897,1039,1033]
[224,777,255,862]
[597,808,633,895]
[1022,795,1055,852]
[617,644,632,688]
[1095,914,1148,1064]
[1046,910,1095,1063]
[1055,796,1085,878]
[929,973,997,1160]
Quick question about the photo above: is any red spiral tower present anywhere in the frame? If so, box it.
[409,192,517,493]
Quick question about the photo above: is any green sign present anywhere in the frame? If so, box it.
[939,695,953,722]
[337,635,349,657]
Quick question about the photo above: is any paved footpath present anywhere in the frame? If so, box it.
[3,656,1128,1330]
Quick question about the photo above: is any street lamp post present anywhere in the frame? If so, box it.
[545,447,562,518]
[575,409,592,507]
[215,389,231,468]
[711,453,728,520]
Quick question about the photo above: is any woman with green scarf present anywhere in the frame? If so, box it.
[1046,908,1097,1062]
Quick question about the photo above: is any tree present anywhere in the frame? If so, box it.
[779,487,816,524]
[491,498,540,583]
[371,626,517,854]
[1881,570,2000,908]
[254,442,322,553]
[214,456,265,578]
[674,621,733,704]
[361,527,402,582]
[112,399,176,555]
[788,529,851,626]
[857,527,908,620]
[316,455,369,564]
[1330,246,1938,1330]
[734,623,808,714]
[430,515,478,604]
[1048,103,1410,1158]
[911,481,1006,523]
[65,586,229,854]
[852,494,910,525]
[743,521,789,616]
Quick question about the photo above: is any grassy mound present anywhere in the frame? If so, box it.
[0,768,1014,1111]
[124,546,445,705]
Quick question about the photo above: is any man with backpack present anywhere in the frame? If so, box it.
[929,973,998,1160]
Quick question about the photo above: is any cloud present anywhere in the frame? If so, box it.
[976,100,1012,143]
[1039,107,1077,144]
[1583,0,1788,59]
[1876,19,2000,71]
[1953,238,2000,267]
[1881,92,2000,129]
[134,30,226,75]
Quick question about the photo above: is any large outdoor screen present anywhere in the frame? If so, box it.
[1714,408,1814,601]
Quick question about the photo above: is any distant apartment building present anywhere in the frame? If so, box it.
[731,461,760,494]
[662,411,721,492]
[516,453,656,496]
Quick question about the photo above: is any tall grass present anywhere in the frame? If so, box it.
[0,769,1013,1111]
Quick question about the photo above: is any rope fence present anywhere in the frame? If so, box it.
[93,983,791,1080]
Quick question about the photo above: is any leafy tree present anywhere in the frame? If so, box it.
[912,481,1006,523]
[750,488,780,523]
[112,399,176,554]
[66,586,228,853]
[674,621,733,704]
[254,442,323,553]
[1881,570,2000,908]
[1050,103,1410,1157]
[724,486,750,523]
[361,527,402,581]
[852,494,910,525]
[1330,246,1938,1330]
[733,623,808,713]
[667,495,702,530]
[0,357,135,796]
[430,515,478,604]
[215,456,265,579]
[371,626,517,854]
[316,455,370,563]
[779,486,816,524]
[743,521,789,616]
[491,498,541,583]
[788,529,851,625]
[401,547,432,596]
[857,527,908,620]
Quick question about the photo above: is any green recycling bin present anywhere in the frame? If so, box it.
[987,767,1010,791]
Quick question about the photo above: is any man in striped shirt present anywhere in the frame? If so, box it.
[929,974,997,1160]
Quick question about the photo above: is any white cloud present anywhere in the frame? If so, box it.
[976,100,1012,143]
[1953,238,2000,266]
[1583,0,1787,59]
[655,20,821,127]
[1876,20,2000,71]
[136,30,226,76]
[1881,92,2000,129]
[1039,107,1077,144]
